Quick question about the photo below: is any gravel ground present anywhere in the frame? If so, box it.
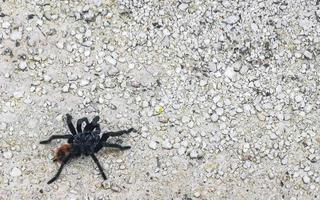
[0,0,320,199]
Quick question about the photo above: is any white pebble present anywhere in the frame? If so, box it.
[10,167,22,177]
[56,41,64,49]
[211,114,219,122]
[162,139,172,150]
[128,63,135,69]
[303,51,313,59]
[178,147,186,155]
[106,56,117,65]
[225,67,235,80]
[62,84,69,92]
[2,21,10,28]
[0,122,7,130]
[225,15,240,24]
[295,94,303,102]
[179,3,189,10]
[10,31,22,41]
[19,61,28,70]
[189,150,198,159]
[80,79,90,86]
[303,175,310,184]
[148,141,157,150]
[13,91,24,99]
[216,108,224,116]
[181,116,190,123]
[194,192,201,198]
[3,151,13,159]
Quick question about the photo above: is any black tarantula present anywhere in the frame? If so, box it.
[40,114,136,184]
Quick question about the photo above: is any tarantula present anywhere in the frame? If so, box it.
[40,114,135,184]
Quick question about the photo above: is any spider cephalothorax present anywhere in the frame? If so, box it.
[40,114,136,184]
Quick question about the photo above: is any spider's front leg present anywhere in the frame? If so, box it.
[84,116,101,133]
[90,154,107,180]
[40,135,73,144]
[66,114,77,135]
[76,117,90,133]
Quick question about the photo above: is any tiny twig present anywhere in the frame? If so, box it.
[36,25,46,37]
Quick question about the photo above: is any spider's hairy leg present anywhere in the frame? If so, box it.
[76,117,90,133]
[104,143,131,150]
[66,114,77,135]
[94,128,135,151]
[40,134,73,144]
[91,116,100,125]
[90,154,107,180]
[84,116,101,133]
[47,154,71,184]
[104,128,137,138]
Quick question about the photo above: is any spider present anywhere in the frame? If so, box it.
[40,114,135,184]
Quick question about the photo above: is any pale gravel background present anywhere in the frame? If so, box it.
[0,0,320,199]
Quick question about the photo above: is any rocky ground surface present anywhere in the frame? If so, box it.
[0,0,320,199]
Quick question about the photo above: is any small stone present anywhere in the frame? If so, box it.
[3,151,13,159]
[225,67,235,80]
[10,167,22,177]
[56,41,64,49]
[80,79,90,86]
[295,94,303,102]
[19,61,28,70]
[10,31,22,41]
[128,63,135,69]
[162,139,172,150]
[148,141,157,150]
[101,180,112,189]
[243,143,250,152]
[13,91,24,99]
[303,175,310,184]
[107,67,119,76]
[131,81,141,88]
[98,97,104,104]
[62,84,69,93]
[303,51,313,59]
[233,62,242,71]
[199,79,207,86]
[106,56,117,65]
[216,108,224,116]
[310,184,316,190]
[270,132,277,140]
[43,75,52,82]
[111,185,121,192]
[179,3,189,10]
[194,192,201,198]
[211,114,219,122]
[281,157,288,165]
[181,116,190,123]
[268,172,275,179]
[299,19,313,30]
[0,122,7,130]
[208,61,217,72]
[84,50,91,57]
[225,15,240,24]
[27,119,38,129]
[2,21,10,29]
[240,65,249,74]
[163,28,170,35]
[178,147,186,155]
[189,150,198,159]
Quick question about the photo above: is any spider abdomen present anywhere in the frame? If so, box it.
[73,132,100,155]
